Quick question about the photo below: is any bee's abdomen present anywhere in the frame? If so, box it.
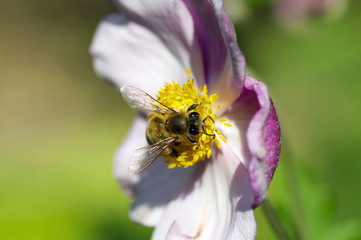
[146,115,166,145]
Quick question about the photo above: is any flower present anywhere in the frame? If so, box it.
[274,0,348,25]
[142,71,230,169]
[91,0,281,239]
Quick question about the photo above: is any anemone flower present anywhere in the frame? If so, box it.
[274,0,347,24]
[91,0,281,239]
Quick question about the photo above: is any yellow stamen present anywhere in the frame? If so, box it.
[152,69,232,168]
[219,135,227,143]
[207,149,212,159]
[215,139,221,149]
[224,122,232,127]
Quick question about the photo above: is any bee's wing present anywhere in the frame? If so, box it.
[121,85,175,113]
[128,137,176,175]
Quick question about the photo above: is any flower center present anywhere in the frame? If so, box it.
[152,69,230,169]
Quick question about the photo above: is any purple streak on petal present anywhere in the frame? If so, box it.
[182,0,228,84]
[242,77,281,208]
[183,0,246,86]
[264,100,281,184]
[196,0,247,116]
[211,0,246,85]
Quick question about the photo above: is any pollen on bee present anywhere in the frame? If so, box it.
[201,134,207,141]
[147,113,155,120]
[168,163,177,169]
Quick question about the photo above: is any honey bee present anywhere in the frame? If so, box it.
[120,85,215,175]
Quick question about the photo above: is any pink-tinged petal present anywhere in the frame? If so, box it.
[150,144,256,240]
[210,0,247,115]
[211,0,246,83]
[182,0,228,84]
[181,0,246,115]
[218,76,281,208]
[245,77,281,208]
[90,1,204,94]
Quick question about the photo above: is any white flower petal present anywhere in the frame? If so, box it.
[208,0,247,115]
[91,3,204,94]
[150,144,256,240]
[218,77,281,208]
[130,160,196,227]
[165,221,192,239]
[114,115,195,226]
[124,138,199,227]
[215,86,260,167]
[244,77,281,208]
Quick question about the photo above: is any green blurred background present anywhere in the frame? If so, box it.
[1,0,360,239]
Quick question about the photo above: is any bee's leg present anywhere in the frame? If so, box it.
[202,115,216,137]
[187,136,200,149]
[203,115,215,123]
[202,126,216,137]
[170,149,179,157]
[163,147,173,155]
[187,103,198,112]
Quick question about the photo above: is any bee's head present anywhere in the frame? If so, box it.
[188,112,201,135]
